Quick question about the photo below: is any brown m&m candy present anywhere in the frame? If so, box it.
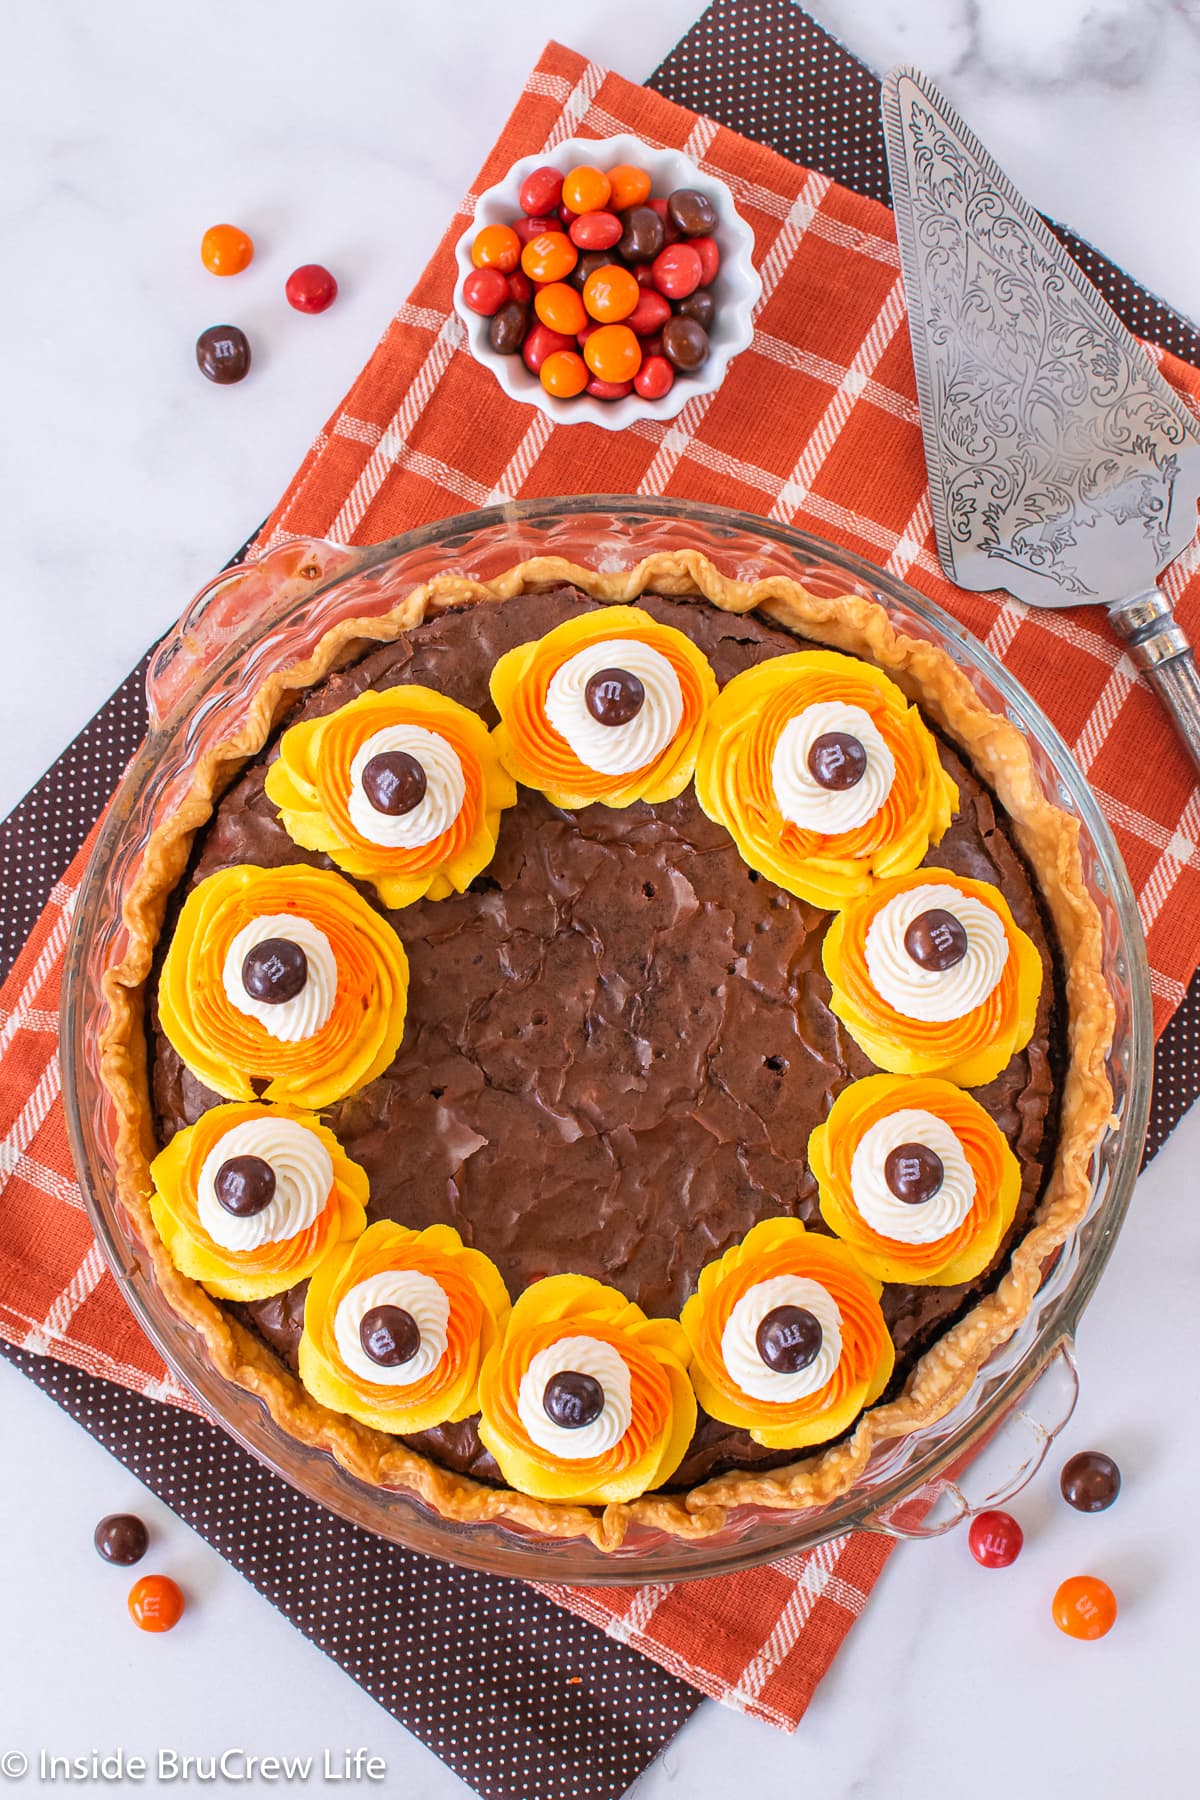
[667,188,718,237]
[884,1142,944,1204]
[362,750,427,816]
[1061,1450,1122,1513]
[662,315,709,372]
[676,289,716,332]
[585,668,645,726]
[214,1154,276,1217]
[241,937,308,1003]
[756,1305,822,1373]
[618,205,665,264]
[196,324,250,385]
[904,908,969,971]
[94,1513,149,1566]
[807,730,867,791]
[359,1305,421,1368]
[489,301,529,355]
[542,1370,605,1429]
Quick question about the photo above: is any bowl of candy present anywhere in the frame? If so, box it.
[452,134,761,428]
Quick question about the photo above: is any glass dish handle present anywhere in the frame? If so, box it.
[144,536,361,730]
[865,1339,1080,1538]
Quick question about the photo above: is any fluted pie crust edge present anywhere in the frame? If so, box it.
[99,550,1115,1550]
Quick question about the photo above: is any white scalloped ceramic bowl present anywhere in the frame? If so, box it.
[452,134,762,429]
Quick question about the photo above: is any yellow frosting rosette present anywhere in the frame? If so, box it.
[489,606,718,809]
[808,1074,1022,1286]
[158,864,409,1109]
[679,1219,895,1450]
[264,687,517,909]
[476,1275,696,1504]
[148,1102,368,1302]
[821,868,1043,1086]
[694,650,957,908]
[299,1222,510,1435]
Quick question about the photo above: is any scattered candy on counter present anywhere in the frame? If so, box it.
[286,263,339,314]
[128,1573,186,1634]
[1061,1450,1121,1513]
[194,224,339,381]
[463,162,724,402]
[967,1509,1023,1569]
[964,1444,1126,1638]
[1052,1575,1117,1641]
[196,324,251,385]
[201,223,254,276]
[93,1513,149,1566]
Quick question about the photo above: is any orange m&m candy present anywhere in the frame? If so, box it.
[562,164,612,215]
[582,263,640,323]
[128,1574,185,1633]
[1051,1575,1117,1641]
[540,350,589,398]
[607,164,652,211]
[472,224,521,273]
[535,281,587,337]
[520,231,578,284]
[201,223,254,276]
[583,323,641,385]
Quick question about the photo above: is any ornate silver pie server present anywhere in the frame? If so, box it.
[882,66,1200,774]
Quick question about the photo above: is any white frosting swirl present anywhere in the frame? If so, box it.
[196,1115,335,1252]
[849,1107,977,1244]
[346,724,466,849]
[864,883,1009,1023]
[517,1335,632,1461]
[771,701,895,833]
[721,1275,843,1403]
[544,639,683,776]
[332,1270,451,1387]
[222,913,338,1042]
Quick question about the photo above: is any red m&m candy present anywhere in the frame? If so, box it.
[968,1509,1024,1568]
[519,166,564,217]
[634,354,674,400]
[462,267,510,318]
[626,289,671,337]
[652,243,704,299]
[286,264,338,314]
[690,235,721,286]
[586,376,634,400]
[569,211,624,252]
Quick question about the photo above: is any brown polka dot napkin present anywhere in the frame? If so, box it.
[1,8,1197,1800]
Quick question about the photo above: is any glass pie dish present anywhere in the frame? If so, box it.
[59,496,1151,1583]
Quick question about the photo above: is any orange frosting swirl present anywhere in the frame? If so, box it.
[808,1074,1022,1285]
[679,1219,894,1449]
[476,1275,696,1504]
[299,1221,510,1435]
[158,864,409,1108]
[488,607,718,809]
[822,869,1043,1086]
[694,650,957,908]
[264,687,517,909]
[148,1103,368,1302]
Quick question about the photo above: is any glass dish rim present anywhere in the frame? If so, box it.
[59,493,1153,1583]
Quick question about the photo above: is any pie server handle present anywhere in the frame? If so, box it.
[864,1340,1079,1538]
[1108,588,1200,777]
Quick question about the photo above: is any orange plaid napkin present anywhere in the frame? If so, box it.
[3,38,1199,1734]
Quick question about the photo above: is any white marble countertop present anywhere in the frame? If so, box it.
[3,3,1199,1796]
